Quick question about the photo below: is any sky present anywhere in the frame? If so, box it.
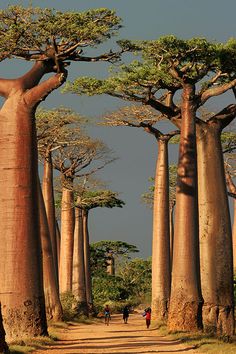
[1,0,236,258]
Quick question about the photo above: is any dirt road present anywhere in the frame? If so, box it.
[33,313,201,353]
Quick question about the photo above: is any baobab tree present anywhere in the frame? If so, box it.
[65,35,236,334]
[37,107,85,283]
[91,240,139,276]
[75,185,125,309]
[0,4,125,339]
[103,105,179,321]
[142,164,178,271]
[52,129,114,294]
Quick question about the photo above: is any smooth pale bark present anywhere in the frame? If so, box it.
[169,201,175,272]
[0,303,9,354]
[83,210,93,306]
[42,152,59,287]
[197,121,234,335]
[151,139,171,321]
[168,83,203,331]
[107,254,115,275]
[56,219,61,274]
[59,187,75,293]
[38,177,63,321]
[0,63,60,339]
[233,201,236,272]
[225,170,236,273]
[72,206,87,314]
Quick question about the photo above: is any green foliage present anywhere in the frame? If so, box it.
[90,240,139,276]
[0,5,122,62]
[60,292,78,321]
[117,257,152,299]
[93,274,129,303]
[76,189,125,210]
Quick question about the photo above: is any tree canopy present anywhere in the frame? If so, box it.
[0,5,127,68]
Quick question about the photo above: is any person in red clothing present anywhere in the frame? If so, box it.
[143,307,151,328]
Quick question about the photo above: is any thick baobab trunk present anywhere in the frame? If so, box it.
[83,210,93,307]
[0,89,48,340]
[38,177,63,321]
[197,121,234,336]
[72,206,87,315]
[168,83,203,331]
[59,186,75,293]
[42,152,59,287]
[151,139,171,321]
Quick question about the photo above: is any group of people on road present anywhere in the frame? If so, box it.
[103,304,151,328]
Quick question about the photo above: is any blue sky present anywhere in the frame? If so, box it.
[1,1,236,258]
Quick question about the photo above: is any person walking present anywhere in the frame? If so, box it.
[122,305,129,324]
[104,304,111,326]
[143,307,151,329]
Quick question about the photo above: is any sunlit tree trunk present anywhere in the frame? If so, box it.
[59,184,75,293]
[0,62,62,339]
[107,254,115,275]
[83,209,93,306]
[151,139,171,321]
[72,206,87,315]
[42,151,59,287]
[168,83,203,331]
[56,219,61,273]
[233,201,236,272]
[197,121,234,335]
[169,200,175,272]
[38,176,63,321]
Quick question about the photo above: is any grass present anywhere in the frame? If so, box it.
[151,320,236,353]
[9,335,55,353]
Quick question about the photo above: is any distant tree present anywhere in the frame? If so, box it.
[52,131,113,294]
[0,4,125,339]
[37,107,85,284]
[90,240,139,276]
[75,186,125,307]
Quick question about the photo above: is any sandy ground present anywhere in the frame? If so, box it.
[32,313,202,354]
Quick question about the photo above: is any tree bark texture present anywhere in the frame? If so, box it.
[169,201,175,272]
[38,177,63,322]
[83,210,93,307]
[233,201,236,273]
[151,139,171,321]
[56,219,61,273]
[107,255,115,275]
[72,206,87,315]
[42,152,59,288]
[59,187,75,293]
[168,83,203,331]
[0,85,48,340]
[197,121,234,336]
